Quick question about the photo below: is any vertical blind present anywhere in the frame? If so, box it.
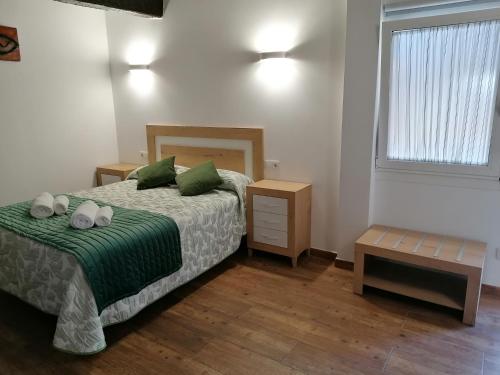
[387,20,500,165]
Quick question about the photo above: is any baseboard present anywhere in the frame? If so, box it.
[334,258,354,271]
[482,283,500,296]
[310,249,353,270]
[310,248,337,260]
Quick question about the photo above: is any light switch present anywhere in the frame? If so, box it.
[265,160,280,169]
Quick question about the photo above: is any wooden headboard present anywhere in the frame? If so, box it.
[146,125,264,181]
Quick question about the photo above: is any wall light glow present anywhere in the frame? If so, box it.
[126,41,155,66]
[126,41,155,97]
[128,70,154,96]
[256,58,297,91]
[254,24,298,53]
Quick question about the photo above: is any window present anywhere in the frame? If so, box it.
[378,10,500,177]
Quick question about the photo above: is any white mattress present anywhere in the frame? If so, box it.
[0,170,251,354]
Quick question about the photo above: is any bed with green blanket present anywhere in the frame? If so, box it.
[0,168,252,354]
[0,196,182,314]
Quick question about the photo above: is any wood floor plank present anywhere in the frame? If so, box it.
[173,284,253,318]
[282,342,385,375]
[136,314,211,356]
[402,308,500,355]
[218,316,298,362]
[298,323,391,372]
[388,330,484,375]
[194,338,304,375]
[115,332,222,375]
[237,304,320,340]
[314,299,407,333]
[384,351,455,375]
[165,300,237,338]
[0,250,498,375]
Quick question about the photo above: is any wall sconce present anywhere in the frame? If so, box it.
[253,23,298,91]
[256,51,295,91]
[260,51,288,60]
[128,64,150,71]
[128,64,154,96]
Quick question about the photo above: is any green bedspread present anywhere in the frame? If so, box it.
[0,196,182,314]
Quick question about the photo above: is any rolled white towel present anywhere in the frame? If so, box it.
[95,206,113,227]
[70,200,99,230]
[53,195,69,216]
[30,192,55,219]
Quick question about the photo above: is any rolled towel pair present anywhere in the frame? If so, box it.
[70,201,114,229]
[30,193,70,219]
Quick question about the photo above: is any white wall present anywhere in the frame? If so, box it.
[0,0,118,205]
[105,0,347,252]
[335,0,382,260]
[373,173,500,286]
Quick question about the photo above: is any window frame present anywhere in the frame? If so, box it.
[377,8,500,178]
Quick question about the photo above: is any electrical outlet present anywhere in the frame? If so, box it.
[265,160,280,169]
[496,248,500,260]
[139,151,148,162]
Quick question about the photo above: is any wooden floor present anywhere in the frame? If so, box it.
[0,250,499,375]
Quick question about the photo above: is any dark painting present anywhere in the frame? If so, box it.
[54,0,168,18]
[0,26,20,62]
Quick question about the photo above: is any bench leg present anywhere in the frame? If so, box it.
[463,270,482,326]
[353,246,365,295]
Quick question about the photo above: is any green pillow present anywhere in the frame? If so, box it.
[137,156,176,190]
[175,161,223,196]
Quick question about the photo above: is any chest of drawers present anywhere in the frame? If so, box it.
[247,180,312,267]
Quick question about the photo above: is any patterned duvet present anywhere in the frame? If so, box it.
[0,169,251,354]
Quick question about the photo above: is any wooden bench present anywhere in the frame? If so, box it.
[354,225,486,325]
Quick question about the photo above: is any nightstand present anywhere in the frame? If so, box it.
[247,180,312,267]
[96,163,141,187]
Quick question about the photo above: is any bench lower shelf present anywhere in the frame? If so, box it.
[364,258,466,311]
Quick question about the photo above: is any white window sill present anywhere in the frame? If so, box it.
[376,157,499,177]
[374,166,500,191]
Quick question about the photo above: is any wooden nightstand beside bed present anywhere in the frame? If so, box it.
[96,163,141,186]
[247,179,312,267]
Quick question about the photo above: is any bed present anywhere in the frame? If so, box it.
[0,125,264,355]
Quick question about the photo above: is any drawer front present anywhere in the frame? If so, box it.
[253,195,288,215]
[254,211,288,232]
[254,227,288,248]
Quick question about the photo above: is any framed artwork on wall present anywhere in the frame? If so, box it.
[0,26,21,62]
